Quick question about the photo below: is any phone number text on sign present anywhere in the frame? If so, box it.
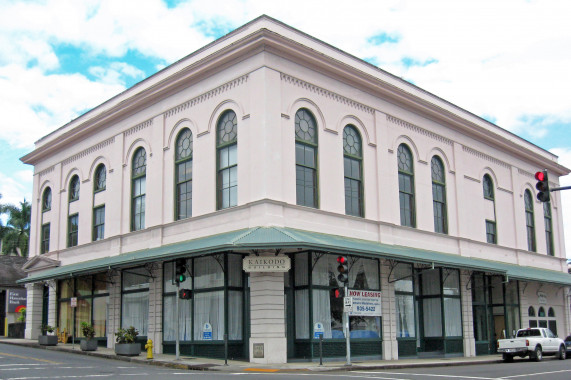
[347,289,382,316]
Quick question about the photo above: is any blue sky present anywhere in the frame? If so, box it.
[0,0,570,256]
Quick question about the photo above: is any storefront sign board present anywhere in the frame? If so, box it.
[346,289,382,316]
[243,255,291,272]
[7,289,27,313]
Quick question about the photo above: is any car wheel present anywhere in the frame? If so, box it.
[533,346,542,362]
[502,353,514,362]
[558,345,566,360]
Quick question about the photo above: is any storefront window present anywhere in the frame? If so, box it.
[395,264,415,338]
[122,268,149,336]
[194,291,224,340]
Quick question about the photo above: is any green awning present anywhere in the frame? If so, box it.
[19,226,571,286]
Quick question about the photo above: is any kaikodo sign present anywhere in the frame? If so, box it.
[243,255,291,272]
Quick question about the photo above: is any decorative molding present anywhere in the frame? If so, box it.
[518,168,535,179]
[464,175,480,183]
[124,119,153,137]
[38,166,54,178]
[281,113,290,119]
[281,73,374,115]
[164,75,249,119]
[62,137,115,167]
[497,187,513,194]
[387,115,453,146]
[242,114,250,120]
[462,145,510,169]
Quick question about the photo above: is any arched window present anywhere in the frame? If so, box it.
[295,108,318,208]
[544,202,554,256]
[94,164,106,192]
[42,187,52,212]
[69,175,80,202]
[397,144,415,227]
[524,190,536,251]
[131,147,146,231]
[538,307,546,317]
[483,174,497,244]
[217,110,238,210]
[175,128,193,219]
[548,307,555,317]
[431,156,447,234]
[343,125,363,217]
[528,306,535,317]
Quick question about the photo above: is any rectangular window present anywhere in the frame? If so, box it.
[526,210,535,251]
[296,143,317,208]
[432,183,447,233]
[399,173,415,227]
[218,144,238,209]
[93,206,105,241]
[41,223,50,254]
[176,160,193,219]
[344,157,362,217]
[67,214,78,247]
[544,204,554,256]
[132,177,146,231]
[485,220,497,244]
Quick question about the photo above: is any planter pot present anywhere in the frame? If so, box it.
[38,335,58,346]
[115,343,141,356]
[80,339,98,351]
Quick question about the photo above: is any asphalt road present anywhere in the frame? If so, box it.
[1,343,570,380]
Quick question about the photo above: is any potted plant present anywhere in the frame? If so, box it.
[114,326,141,356]
[80,322,98,351]
[38,324,58,346]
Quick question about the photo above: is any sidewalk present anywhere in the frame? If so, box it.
[0,337,502,372]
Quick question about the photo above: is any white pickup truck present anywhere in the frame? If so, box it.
[497,327,566,362]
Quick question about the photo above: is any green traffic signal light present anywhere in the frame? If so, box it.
[178,274,186,283]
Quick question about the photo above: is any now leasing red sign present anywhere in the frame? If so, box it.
[346,289,382,316]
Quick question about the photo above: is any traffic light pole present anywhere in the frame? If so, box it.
[175,281,180,361]
[345,284,351,366]
[550,186,571,192]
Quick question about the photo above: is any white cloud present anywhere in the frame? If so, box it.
[0,171,32,207]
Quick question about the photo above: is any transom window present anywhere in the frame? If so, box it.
[42,187,52,212]
[483,174,494,200]
[175,128,193,220]
[524,189,536,252]
[216,110,238,210]
[94,164,106,192]
[295,109,318,208]
[131,147,146,231]
[69,175,80,202]
[431,156,447,234]
[343,125,363,217]
[397,144,415,227]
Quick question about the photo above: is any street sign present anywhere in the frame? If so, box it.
[70,297,77,308]
[344,297,353,307]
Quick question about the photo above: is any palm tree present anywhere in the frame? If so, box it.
[0,194,8,247]
[2,199,31,257]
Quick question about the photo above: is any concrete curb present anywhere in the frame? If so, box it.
[0,340,503,372]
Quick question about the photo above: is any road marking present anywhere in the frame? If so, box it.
[0,351,61,364]
[244,368,280,372]
[355,372,494,379]
[6,375,114,379]
[0,364,48,367]
[501,369,571,378]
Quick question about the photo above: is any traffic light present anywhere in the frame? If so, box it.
[535,170,550,202]
[330,288,344,298]
[336,256,349,285]
[179,288,192,299]
[174,259,186,283]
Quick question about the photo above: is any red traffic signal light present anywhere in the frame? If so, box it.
[336,256,349,284]
[179,288,192,299]
[330,288,344,298]
[535,170,550,202]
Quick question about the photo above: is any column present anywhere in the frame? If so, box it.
[24,283,43,340]
[47,281,57,328]
[460,271,476,357]
[380,260,398,360]
[107,271,121,348]
[147,263,163,354]
[249,255,286,363]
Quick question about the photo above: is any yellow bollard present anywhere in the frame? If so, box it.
[144,339,153,359]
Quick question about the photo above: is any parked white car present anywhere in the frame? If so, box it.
[497,327,566,362]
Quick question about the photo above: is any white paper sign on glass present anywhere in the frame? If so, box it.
[346,289,382,316]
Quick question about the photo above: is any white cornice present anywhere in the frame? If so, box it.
[21,16,569,176]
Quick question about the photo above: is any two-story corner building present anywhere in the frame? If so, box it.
[19,16,571,364]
